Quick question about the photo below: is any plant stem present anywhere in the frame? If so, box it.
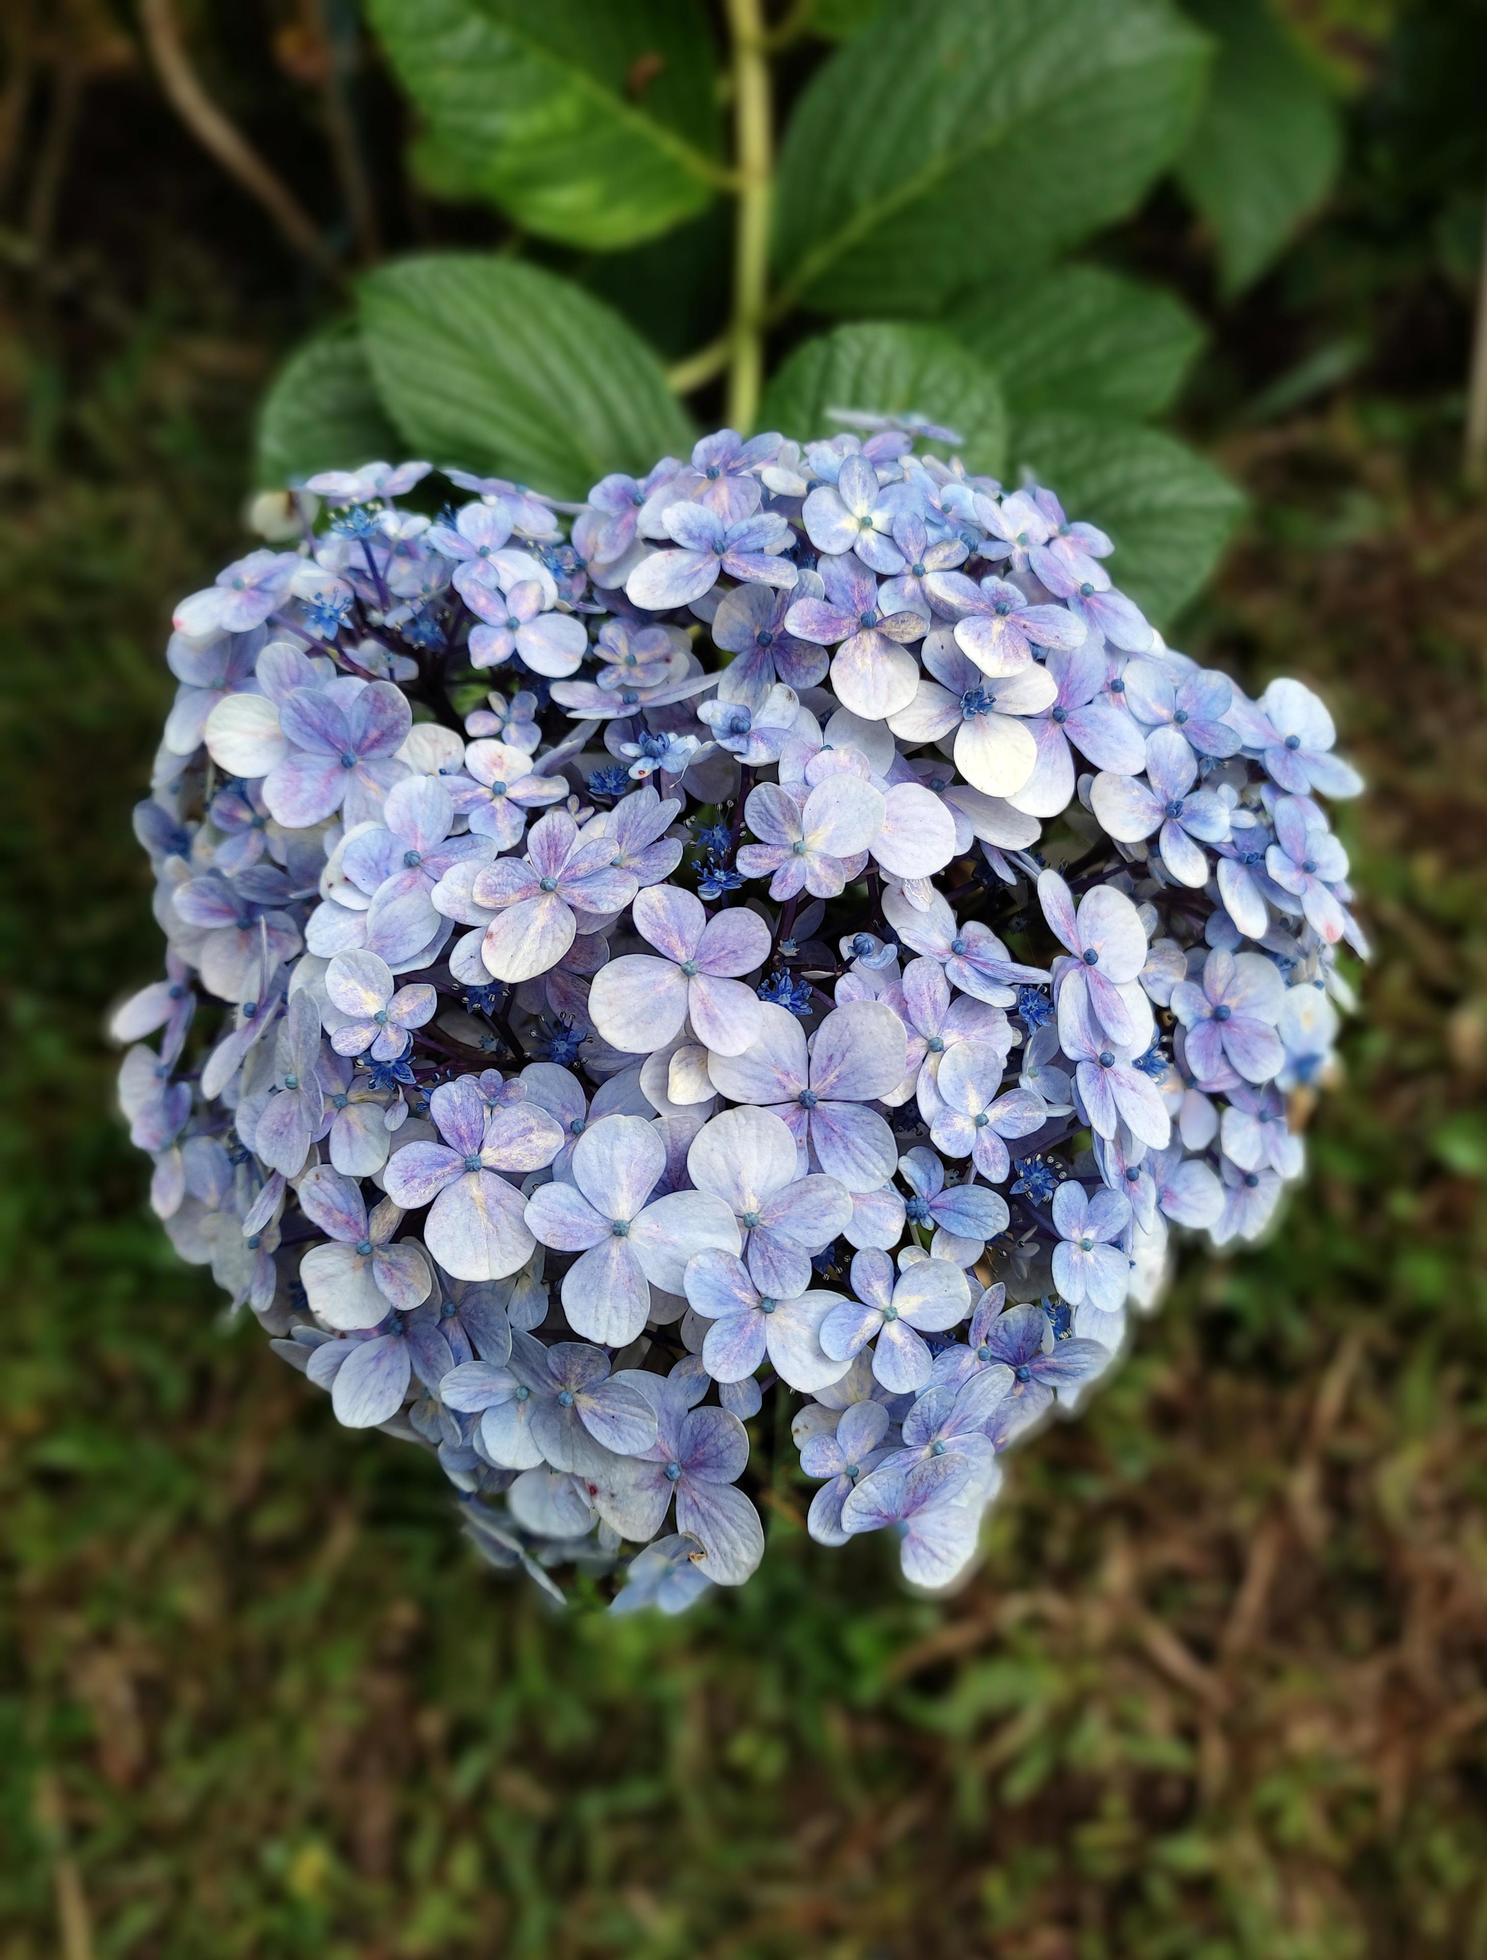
[666,334,732,395]
[724,0,772,433]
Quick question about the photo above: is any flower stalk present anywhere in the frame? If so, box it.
[724,0,773,433]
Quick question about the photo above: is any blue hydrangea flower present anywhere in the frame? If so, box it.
[117,432,1362,1607]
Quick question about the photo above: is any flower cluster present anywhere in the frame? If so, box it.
[116,426,1364,1607]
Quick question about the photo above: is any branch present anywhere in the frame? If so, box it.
[138,0,341,283]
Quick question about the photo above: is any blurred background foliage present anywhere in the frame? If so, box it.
[2,0,1487,1954]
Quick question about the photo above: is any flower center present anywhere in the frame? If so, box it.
[798,1088,818,1109]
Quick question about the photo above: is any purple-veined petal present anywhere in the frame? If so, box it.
[481,892,575,983]
[701,1311,768,1383]
[559,1236,652,1345]
[589,954,689,1053]
[809,1001,907,1102]
[686,973,764,1057]
[872,783,956,878]
[707,1002,808,1104]
[425,1169,535,1282]
[955,706,1039,799]
[674,1479,763,1586]
[523,1179,607,1253]
[630,1190,740,1293]
[696,904,771,978]
[301,1241,386,1330]
[570,1114,665,1221]
[808,1101,898,1193]
[331,1334,411,1428]
[371,1239,433,1313]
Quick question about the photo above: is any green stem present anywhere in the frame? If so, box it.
[666,333,732,395]
[724,0,772,433]
[762,0,815,52]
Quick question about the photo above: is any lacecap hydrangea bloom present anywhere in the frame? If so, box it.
[116,422,1365,1608]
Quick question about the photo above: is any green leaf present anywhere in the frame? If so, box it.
[1176,0,1342,295]
[1432,1113,1487,1181]
[948,264,1205,421]
[1008,415,1244,623]
[806,0,886,36]
[359,255,694,499]
[759,323,1006,474]
[255,322,403,488]
[365,0,723,250]
[772,0,1212,316]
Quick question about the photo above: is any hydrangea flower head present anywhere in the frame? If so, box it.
[115,419,1363,1606]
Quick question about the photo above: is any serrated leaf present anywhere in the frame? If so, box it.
[948,264,1205,421]
[359,255,694,500]
[773,0,1211,316]
[1008,415,1244,623]
[807,0,886,36]
[366,0,723,250]
[255,323,403,488]
[1177,0,1342,295]
[759,323,1006,474]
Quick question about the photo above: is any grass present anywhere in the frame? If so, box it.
[3,233,1487,1960]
